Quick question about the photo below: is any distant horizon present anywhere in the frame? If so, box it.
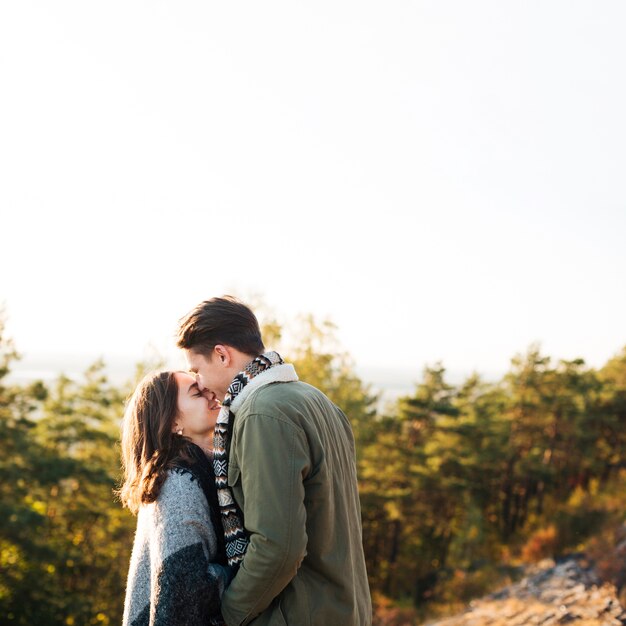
[7,342,624,390]
[0,350,492,414]
[6,340,625,416]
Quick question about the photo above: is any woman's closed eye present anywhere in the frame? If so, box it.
[189,383,204,398]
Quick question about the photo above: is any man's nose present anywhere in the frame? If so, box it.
[195,374,205,391]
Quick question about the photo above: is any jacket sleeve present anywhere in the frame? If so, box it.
[221,413,310,626]
[150,471,228,626]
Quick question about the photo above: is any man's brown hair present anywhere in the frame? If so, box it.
[176,295,265,357]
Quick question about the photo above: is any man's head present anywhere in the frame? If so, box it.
[176,296,265,402]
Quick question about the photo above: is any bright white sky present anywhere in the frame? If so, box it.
[1,1,625,383]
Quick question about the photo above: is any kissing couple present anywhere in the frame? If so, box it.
[119,296,372,626]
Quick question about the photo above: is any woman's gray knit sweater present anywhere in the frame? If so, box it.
[122,466,228,626]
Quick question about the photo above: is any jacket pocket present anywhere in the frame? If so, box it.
[249,597,287,626]
[227,463,244,509]
[271,603,287,626]
[279,574,311,626]
[227,463,241,487]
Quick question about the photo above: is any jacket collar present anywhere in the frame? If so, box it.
[229,363,298,414]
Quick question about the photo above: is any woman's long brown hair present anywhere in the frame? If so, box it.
[118,371,194,514]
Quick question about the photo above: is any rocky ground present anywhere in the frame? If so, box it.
[427,556,626,626]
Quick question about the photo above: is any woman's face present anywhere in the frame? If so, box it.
[173,372,220,437]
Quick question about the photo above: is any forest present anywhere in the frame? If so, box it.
[1,312,626,625]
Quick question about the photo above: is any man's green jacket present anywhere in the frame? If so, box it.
[220,377,372,626]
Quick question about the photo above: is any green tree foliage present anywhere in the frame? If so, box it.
[0,315,135,625]
[597,347,626,473]
[359,344,626,619]
[0,317,54,623]
[359,364,466,603]
[28,363,135,625]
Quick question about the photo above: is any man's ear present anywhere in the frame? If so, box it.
[214,344,230,366]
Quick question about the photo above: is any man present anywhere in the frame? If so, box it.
[177,296,372,626]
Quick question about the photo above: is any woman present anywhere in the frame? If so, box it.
[119,370,229,626]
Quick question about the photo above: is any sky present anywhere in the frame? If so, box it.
[1,1,625,387]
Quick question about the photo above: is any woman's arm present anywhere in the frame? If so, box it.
[149,470,226,626]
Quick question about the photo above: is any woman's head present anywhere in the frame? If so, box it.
[118,370,219,513]
[172,371,220,437]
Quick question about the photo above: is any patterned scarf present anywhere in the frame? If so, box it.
[213,351,284,567]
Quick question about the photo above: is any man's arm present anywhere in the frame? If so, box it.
[221,413,310,626]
